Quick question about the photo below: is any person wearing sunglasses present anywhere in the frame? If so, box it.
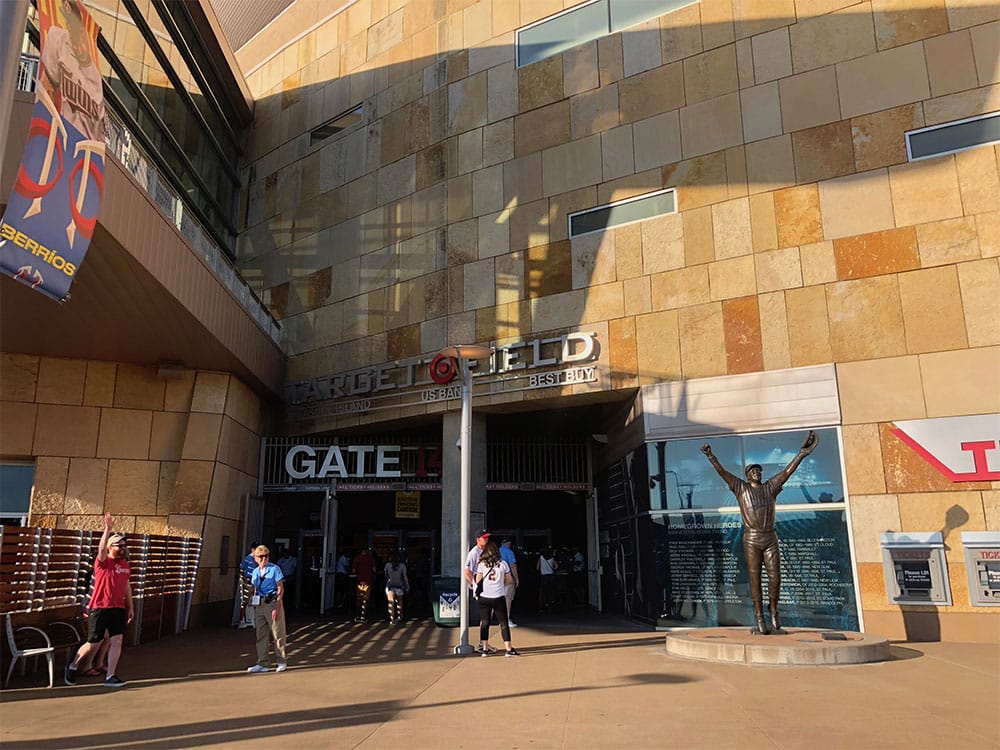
[65,512,133,687]
[246,545,288,674]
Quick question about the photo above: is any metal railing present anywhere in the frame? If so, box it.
[16,54,38,93]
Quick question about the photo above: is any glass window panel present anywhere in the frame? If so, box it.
[657,435,742,511]
[0,465,35,515]
[908,114,1000,161]
[742,427,843,505]
[609,0,697,31]
[570,189,676,237]
[517,0,609,67]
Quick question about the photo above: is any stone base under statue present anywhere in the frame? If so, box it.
[665,627,891,665]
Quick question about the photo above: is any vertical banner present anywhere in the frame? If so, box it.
[0,0,104,301]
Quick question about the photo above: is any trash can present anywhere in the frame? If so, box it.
[432,575,462,626]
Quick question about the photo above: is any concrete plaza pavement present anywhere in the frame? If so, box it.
[1,611,997,749]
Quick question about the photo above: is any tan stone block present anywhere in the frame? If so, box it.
[632,111,682,171]
[774,184,824,247]
[525,241,572,299]
[833,226,921,280]
[607,316,638,389]
[898,492,987,552]
[192,372,230,413]
[678,302,727,378]
[758,291,791,369]
[571,83,620,139]
[623,17,663,77]
[517,55,562,112]
[581,282,625,323]
[64,458,108,516]
[828,275,907,361]
[30,456,68,514]
[635,309,682,382]
[598,32,624,87]
[779,66,841,133]
[0,402,36,455]
[465,257,497,310]
[872,0,950,50]
[958,258,1000,346]
[785,285,832,366]
[736,38,754,89]
[530,288,586,331]
[601,124,635,181]
[651,265,711,310]
[755,246,803,293]
[836,42,931,119]
[33,405,100,458]
[745,135,795,195]
[83,361,117,407]
[479,210,510,258]
[978,210,1000,258]
[842,424,888,495]
[172,459,214,515]
[97,408,152,460]
[182,413,223,461]
[709,197,751,260]
[660,1,703,64]
[723,295,764,374]
[970,21,1000,85]
[542,134,603,197]
[889,157,965,227]
[818,168,896,240]
[1,354,38,401]
[507,198,551,252]
[150,411,188,461]
[105,459,159,515]
[684,205,716,264]
[549,185,598,243]
[740,82,782,143]
[680,93,743,159]
[450,71,489,134]
[727,146,749,200]
[985,490,1000,531]
[790,4,876,72]
[561,40,600,98]
[751,27,792,83]
[666,151,730,209]
[880,422,964,494]
[922,83,1000,126]
[684,44,739,105]
[614,222,644,279]
[571,231,616,289]
[856,561,893,612]
[700,0,736,49]
[623,276,652,316]
[919,346,1000,417]
[473,164,504,216]
[851,104,924,172]
[925,29,980,97]
[946,0,1000,30]
[836,355,926,424]
[619,62,685,125]
[113,364,164,410]
[916,216,981,268]
[899,266,970,354]
[850,495,901,562]
[640,213,685,274]
[710,255,757,301]
[792,120,856,184]
[156,461,178,515]
[955,147,1000,216]
[35,358,86,406]
[483,119,514,168]
[458,129,483,174]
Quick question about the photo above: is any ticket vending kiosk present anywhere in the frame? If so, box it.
[961,531,1000,607]
[880,532,952,606]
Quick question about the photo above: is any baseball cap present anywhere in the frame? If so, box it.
[108,533,126,545]
[475,529,491,539]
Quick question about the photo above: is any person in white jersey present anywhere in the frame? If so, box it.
[475,541,519,657]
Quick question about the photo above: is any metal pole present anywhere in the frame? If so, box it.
[0,0,29,168]
[455,356,474,654]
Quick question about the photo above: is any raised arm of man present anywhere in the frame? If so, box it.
[769,431,818,488]
[96,512,114,563]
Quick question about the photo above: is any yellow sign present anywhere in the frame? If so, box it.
[395,491,420,519]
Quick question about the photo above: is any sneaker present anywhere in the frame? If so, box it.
[475,644,497,654]
[480,650,489,658]
[64,664,77,686]
[246,665,269,674]
[508,620,518,628]
[505,649,521,658]
[276,663,287,673]
[103,675,126,687]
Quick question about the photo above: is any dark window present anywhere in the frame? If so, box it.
[906,113,1000,161]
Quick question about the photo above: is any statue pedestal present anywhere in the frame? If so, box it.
[665,627,890,666]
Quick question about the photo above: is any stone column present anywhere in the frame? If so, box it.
[0,0,28,169]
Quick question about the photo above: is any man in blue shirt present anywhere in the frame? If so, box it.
[246,545,288,673]
[500,538,520,628]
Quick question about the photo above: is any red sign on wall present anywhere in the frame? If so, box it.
[892,414,1000,482]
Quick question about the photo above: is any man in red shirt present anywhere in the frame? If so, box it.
[352,548,377,623]
[65,513,133,687]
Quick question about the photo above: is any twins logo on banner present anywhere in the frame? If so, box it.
[0,0,104,302]
[892,414,1000,482]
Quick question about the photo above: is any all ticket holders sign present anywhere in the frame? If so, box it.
[1,0,105,302]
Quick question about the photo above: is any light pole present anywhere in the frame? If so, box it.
[438,343,493,655]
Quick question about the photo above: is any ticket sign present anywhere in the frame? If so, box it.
[961,532,1000,607]
[394,491,420,519]
[880,532,952,606]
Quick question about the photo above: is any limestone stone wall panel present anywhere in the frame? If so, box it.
[774,184,823,248]
[640,212,685,274]
[855,561,893,610]
[678,302,727,377]
[182,413,223,461]
[945,0,1000,30]
[618,62,685,125]
[832,226,920,280]
[530,289,586,331]
[598,33,624,87]
[571,82,620,139]
[800,241,839,286]
[725,145,748,198]
[83,361,117,407]
[660,1,703,64]
[464,256,497,309]
[680,93,743,159]
[984,490,1000,530]
[684,205,717,264]
[889,157,964,227]
[105,459,159,516]
[957,258,1000,346]
[614,222,644,279]
[0,402,36,456]
[64,458,108,516]
[651,265,711,311]
[837,355,925,424]
[172,460,215,515]
[665,151,728,209]
[33,405,100,458]
[608,315,638,389]
[156,461,178,516]
[580,281,624,323]
[36,358,86,406]
[1,354,38,401]
[542,135,604,197]
[970,21,1000,84]
[623,276,652,316]
[898,491,987,561]
[473,163,504,217]
[792,120,857,183]
[635,309,682,382]
[744,135,795,195]
[114,364,165,411]
[828,275,907,360]
[872,0,950,50]
[754,246,803,293]
[842,423,887,495]
[740,82,783,143]
[758,291,791,369]
[563,41,599,97]
[503,153,543,204]
[723,295,764,374]
[517,56,563,112]
[633,111,682,171]
[924,29,980,97]
[836,41,931,118]
[600,123,636,181]
[700,0,736,50]
[736,38,754,89]
[507,197,552,252]
[898,265,969,353]
[525,242,572,297]
[851,104,924,172]
[30,456,69,514]
[849,493,901,563]
[571,231,617,289]
[779,66,842,133]
[97,409,153,460]
[784,285,832,366]
[955,147,1000,215]
[191,373,230,414]
[622,17,663,77]
[709,254,757,300]
[790,3,876,72]
[818,168,895,240]
[919,346,1000,417]
[750,27,792,83]
[711,197,753,259]
[684,44,739,105]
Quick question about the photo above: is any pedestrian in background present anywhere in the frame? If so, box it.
[500,538,520,628]
[384,551,409,624]
[537,547,558,612]
[352,547,377,623]
[475,541,519,657]
[246,545,287,674]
